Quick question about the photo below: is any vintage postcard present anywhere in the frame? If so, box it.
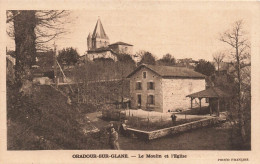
[0,0,260,163]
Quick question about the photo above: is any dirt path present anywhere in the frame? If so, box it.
[86,111,110,129]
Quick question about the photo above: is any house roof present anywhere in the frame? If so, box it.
[127,64,205,79]
[92,18,109,39]
[109,41,133,46]
[186,87,231,98]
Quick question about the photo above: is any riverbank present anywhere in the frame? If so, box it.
[86,111,250,150]
[118,123,248,150]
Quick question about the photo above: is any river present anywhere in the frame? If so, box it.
[118,126,234,150]
[87,112,238,150]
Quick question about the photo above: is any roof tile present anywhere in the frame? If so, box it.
[127,64,205,78]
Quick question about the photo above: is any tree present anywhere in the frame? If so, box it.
[157,53,176,66]
[194,59,215,76]
[57,47,80,66]
[213,51,225,73]
[138,51,156,65]
[6,10,70,93]
[117,53,136,76]
[8,11,37,93]
[220,20,251,143]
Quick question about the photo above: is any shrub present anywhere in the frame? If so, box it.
[7,85,108,150]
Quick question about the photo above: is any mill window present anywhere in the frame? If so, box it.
[147,82,155,90]
[136,82,142,90]
[143,72,147,79]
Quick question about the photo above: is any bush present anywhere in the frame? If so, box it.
[7,85,108,150]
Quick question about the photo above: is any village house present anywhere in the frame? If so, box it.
[127,64,207,113]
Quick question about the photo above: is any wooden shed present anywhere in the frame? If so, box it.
[186,87,231,116]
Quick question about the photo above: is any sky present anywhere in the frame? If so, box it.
[6,1,255,61]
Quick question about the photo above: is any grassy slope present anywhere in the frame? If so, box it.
[58,80,130,110]
[7,85,109,150]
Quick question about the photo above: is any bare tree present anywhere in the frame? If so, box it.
[220,20,250,143]
[213,51,225,73]
[6,10,71,94]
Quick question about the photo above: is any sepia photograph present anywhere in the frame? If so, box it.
[1,0,260,163]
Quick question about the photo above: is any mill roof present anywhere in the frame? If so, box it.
[92,18,109,39]
[127,64,205,79]
[109,42,133,46]
[186,87,231,98]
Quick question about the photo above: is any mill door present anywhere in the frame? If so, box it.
[137,94,141,108]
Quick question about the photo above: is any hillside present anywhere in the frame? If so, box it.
[58,79,130,110]
[7,85,110,150]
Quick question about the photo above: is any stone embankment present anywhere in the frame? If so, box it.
[126,117,221,140]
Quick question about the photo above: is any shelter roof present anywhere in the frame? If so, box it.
[186,87,231,98]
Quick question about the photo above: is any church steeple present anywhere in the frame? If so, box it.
[92,18,109,39]
[87,18,110,50]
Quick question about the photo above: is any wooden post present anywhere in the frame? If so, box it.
[126,102,129,109]
[209,98,212,116]
[190,98,193,109]
[217,99,220,116]
[53,42,58,88]
[199,98,202,110]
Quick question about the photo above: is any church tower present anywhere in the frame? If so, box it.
[91,18,109,49]
[87,32,92,50]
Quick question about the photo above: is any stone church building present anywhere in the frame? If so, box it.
[127,64,207,113]
[86,18,133,61]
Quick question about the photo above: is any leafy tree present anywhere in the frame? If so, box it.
[117,54,135,64]
[194,59,215,76]
[36,50,55,69]
[157,53,176,66]
[138,51,156,65]
[57,47,80,66]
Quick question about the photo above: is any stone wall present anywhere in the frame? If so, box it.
[129,67,163,112]
[126,117,219,140]
[93,38,110,49]
[118,45,133,55]
[162,78,207,112]
[88,51,117,61]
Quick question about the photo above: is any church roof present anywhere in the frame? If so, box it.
[127,64,205,79]
[109,42,133,46]
[87,32,92,39]
[92,18,109,39]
